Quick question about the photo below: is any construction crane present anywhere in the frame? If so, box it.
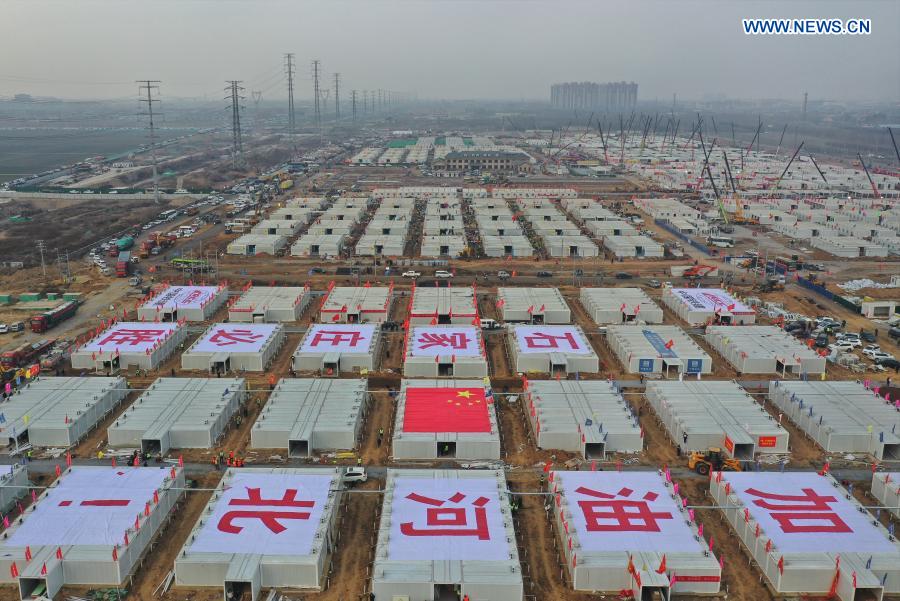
[771,141,804,193]
[857,153,882,199]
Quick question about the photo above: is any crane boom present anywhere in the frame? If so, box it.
[857,153,881,199]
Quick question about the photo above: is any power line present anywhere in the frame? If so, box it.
[136,80,162,204]
[311,59,321,131]
[351,89,357,122]
[333,72,340,121]
[284,53,296,141]
[225,80,245,168]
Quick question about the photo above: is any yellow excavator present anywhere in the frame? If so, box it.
[688,447,743,476]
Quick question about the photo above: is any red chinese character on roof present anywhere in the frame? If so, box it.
[523,331,580,351]
[58,498,130,507]
[400,492,491,539]
[309,329,366,347]
[417,332,470,350]
[575,486,673,532]
[744,487,851,533]
[98,328,166,347]
[208,328,264,346]
[218,487,315,534]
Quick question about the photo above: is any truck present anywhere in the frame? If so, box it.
[116,251,132,277]
[116,236,135,252]
[30,300,79,333]
[1,338,55,369]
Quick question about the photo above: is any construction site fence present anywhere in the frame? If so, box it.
[653,219,713,255]
[795,275,861,314]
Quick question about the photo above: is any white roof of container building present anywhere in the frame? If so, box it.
[321,285,392,316]
[871,472,900,519]
[497,287,570,320]
[107,378,245,452]
[767,381,900,460]
[409,286,477,318]
[645,381,788,459]
[227,233,287,250]
[251,379,366,452]
[526,380,642,455]
[607,324,710,357]
[231,285,309,313]
[0,376,126,447]
[706,326,826,373]
[580,287,663,323]
[373,469,522,592]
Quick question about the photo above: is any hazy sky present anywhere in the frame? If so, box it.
[2,0,898,102]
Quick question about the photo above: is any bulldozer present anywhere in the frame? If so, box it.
[688,447,743,476]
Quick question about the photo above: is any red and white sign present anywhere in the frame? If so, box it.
[757,436,777,448]
[514,325,591,355]
[388,477,508,561]
[81,322,179,353]
[671,288,753,315]
[403,387,491,433]
[557,472,701,553]
[299,324,376,353]
[145,286,218,310]
[193,324,278,353]
[724,473,896,553]
[188,472,333,556]
[409,326,481,357]
[7,467,170,547]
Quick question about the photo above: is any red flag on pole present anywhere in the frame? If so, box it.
[25,546,32,561]
[656,554,667,574]
[124,531,129,546]
[10,563,18,578]
[777,555,784,574]
[112,547,118,562]
[543,460,552,473]
[178,455,184,467]
[55,547,63,560]
[40,563,47,576]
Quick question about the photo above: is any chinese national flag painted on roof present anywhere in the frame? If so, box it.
[403,387,490,433]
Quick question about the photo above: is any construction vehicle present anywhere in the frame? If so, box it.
[1,338,55,369]
[30,301,79,333]
[115,251,132,278]
[682,264,717,282]
[756,276,785,293]
[688,447,743,476]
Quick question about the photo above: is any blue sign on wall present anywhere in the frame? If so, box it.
[639,358,654,373]
[686,358,702,374]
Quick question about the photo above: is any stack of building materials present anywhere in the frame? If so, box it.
[408,285,477,325]
[497,287,570,323]
[70,321,188,371]
[706,325,826,375]
[228,285,310,322]
[580,287,663,324]
[403,325,488,378]
[606,325,712,376]
[320,283,393,323]
[107,377,246,454]
[871,472,900,519]
[373,469,522,601]
[711,472,900,598]
[175,467,342,597]
[525,380,641,457]
[251,379,367,456]
[181,323,285,373]
[292,323,381,375]
[552,471,720,595]
[645,381,789,458]
[0,376,127,448]
[0,466,184,600]
[392,380,499,460]
[663,287,756,325]
[508,324,599,375]
[768,381,900,460]
[137,284,228,322]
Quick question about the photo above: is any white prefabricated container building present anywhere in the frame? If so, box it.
[0,466,29,515]
[107,377,246,454]
[403,325,488,378]
[174,467,342,599]
[320,284,393,323]
[408,285,477,325]
[0,466,184,601]
[606,325,712,376]
[226,234,288,256]
[373,469,522,601]
[181,323,285,373]
[228,285,310,322]
[767,380,900,460]
[706,325,826,375]
[645,380,789,459]
[251,378,367,456]
[70,321,188,372]
[497,287,570,323]
[711,472,900,599]
[602,234,665,259]
[871,472,900,519]
[136,285,228,322]
[292,323,381,375]
[392,379,500,460]
[552,471,720,596]
[580,287,664,324]
[663,287,756,325]
[0,376,127,449]
[525,380,642,458]
[508,324,599,375]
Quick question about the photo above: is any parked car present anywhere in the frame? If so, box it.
[862,344,882,358]
[536,271,553,278]
[479,318,502,330]
[860,330,877,343]
[402,271,421,278]
[308,267,326,274]
[615,272,634,280]
[814,333,830,348]
[343,467,367,484]
[868,351,895,363]
[434,270,453,279]
[889,327,900,340]
[875,357,900,370]
[828,342,855,354]
[0,324,8,334]
[9,322,24,332]
[497,270,510,280]
[647,279,661,288]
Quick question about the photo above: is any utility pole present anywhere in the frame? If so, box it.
[363,90,368,113]
[36,240,47,279]
[284,53,296,139]
[136,80,161,203]
[225,80,245,168]
[311,60,321,130]
[333,73,340,121]
[351,89,358,122]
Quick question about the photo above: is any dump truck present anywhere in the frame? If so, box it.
[30,301,79,333]
[115,251,132,277]
[1,339,55,369]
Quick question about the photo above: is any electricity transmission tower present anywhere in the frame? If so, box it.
[36,239,47,279]
[311,60,321,129]
[284,53,296,137]
[226,81,245,168]
[351,90,357,122]
[333,73,340,121]
[137,80,162,203]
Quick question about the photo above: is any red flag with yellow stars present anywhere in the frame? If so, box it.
[403,387,490,433]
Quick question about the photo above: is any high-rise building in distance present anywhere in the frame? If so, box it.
[550,81,638,110]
